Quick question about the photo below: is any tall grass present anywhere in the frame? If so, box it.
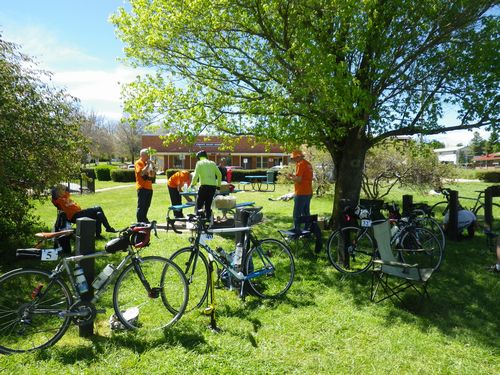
[1,181,498,373]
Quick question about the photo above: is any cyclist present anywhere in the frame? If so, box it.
[189,150,222,222]
[51,184,116,238]
[167,170,193,218]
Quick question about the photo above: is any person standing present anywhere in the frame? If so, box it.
[286,150,314,231]
[189,150,222,221]
[135,148,155,223]
[167,170,193,218]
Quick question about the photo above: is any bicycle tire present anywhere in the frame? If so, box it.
[326,227,376,274]
[244,238,295,299]
[415,216,446,251]
[430,201,449,219]
[169,247,210,312]
[0,268,73,354]
[113,256,188,330]
[473,203,500,226]
[396,227,443,271]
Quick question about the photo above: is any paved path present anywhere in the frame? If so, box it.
[95,184,135,192]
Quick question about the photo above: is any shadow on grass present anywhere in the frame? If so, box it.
[305,233,500,351]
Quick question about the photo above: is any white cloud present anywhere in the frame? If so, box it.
[52,66,145,120]
[2,24,101,68]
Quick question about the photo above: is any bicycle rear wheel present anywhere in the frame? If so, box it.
[244,238,295,299]
[326,227,375,274]
[113,256,188,330]
[169,246,210,312]
[396,227,443,271]
[0,268,72,354]
[430,201,448,219]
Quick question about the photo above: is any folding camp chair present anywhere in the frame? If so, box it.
[371,221,434,304]
[278,215,322,255]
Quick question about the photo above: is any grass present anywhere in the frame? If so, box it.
[1,181,499,374]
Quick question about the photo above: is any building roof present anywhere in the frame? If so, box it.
[142,135,286,154]
[473,152,500,161]
[433,146,466,153]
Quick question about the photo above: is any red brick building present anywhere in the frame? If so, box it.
[142,135,289,171]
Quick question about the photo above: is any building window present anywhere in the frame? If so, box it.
[256,156,264,169]
[173,155,184,168]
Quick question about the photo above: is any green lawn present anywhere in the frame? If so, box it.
[1,181,499,374]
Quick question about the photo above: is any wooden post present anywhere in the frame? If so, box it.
[447,190,459,241]
[484,185,500,229]
[402,195,413,217]
[75,217,95,337]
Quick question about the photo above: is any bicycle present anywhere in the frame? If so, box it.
[430,188,500,224]
[169,208,295,312]
[326,203,443,274]
[0,221,189,354]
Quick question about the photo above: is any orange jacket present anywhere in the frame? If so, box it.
[135,159,153,190]
[52,192,82,220]
[294,159,313,196]
[168,171,191,189]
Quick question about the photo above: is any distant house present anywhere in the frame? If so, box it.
[142,135,288,171]
[473,152,500,169]
[433,146,465,164]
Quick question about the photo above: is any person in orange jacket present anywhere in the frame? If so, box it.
[167,170,193,218]
[51,184,115,237]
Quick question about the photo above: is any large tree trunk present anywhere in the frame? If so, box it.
[328,131,370,228]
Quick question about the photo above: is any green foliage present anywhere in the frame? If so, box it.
[110,169,136,182]
[81,168,97,180]
[94,166,116,181]
[470,131,486,155]
[476,170,500,182]
[0,37,87,241]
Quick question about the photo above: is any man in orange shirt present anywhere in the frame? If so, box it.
[167,170,192,218]
[135,148,156,223]
[286,150,314,231]
[51,185,115,237]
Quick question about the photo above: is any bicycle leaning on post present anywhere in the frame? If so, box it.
[168,208,295,312]
[326,202,443,275]
[0,221,189,354]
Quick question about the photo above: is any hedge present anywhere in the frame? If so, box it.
[111,169,136,182]
[95,166,115,181]
[476,170,500,183]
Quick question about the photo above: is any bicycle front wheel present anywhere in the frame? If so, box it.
[113,256,188,330]
[326,227,375,274]
[0,268,73,354]
[169,247,210,312]
[397,227,443,271]
[244,238,295,299]
[415,216,446,251]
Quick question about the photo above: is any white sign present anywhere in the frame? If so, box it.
[243,158,248,163]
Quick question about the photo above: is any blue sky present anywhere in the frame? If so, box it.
[0,1,492,146]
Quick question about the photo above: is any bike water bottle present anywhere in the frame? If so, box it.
[216,247,232,265]
[74,265,89,294]
[233,243,243,270]
[92,264,115,290]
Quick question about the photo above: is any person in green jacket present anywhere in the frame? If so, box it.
[189,150,222,221]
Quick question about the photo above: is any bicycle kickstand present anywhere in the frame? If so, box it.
[203,256,220,332]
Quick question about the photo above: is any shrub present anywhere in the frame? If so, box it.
[476,170,500,182]
[81,168,96,180]
[111,169,136,182]
[95,166,113,181]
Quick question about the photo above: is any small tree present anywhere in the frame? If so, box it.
[362,140,453,199]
